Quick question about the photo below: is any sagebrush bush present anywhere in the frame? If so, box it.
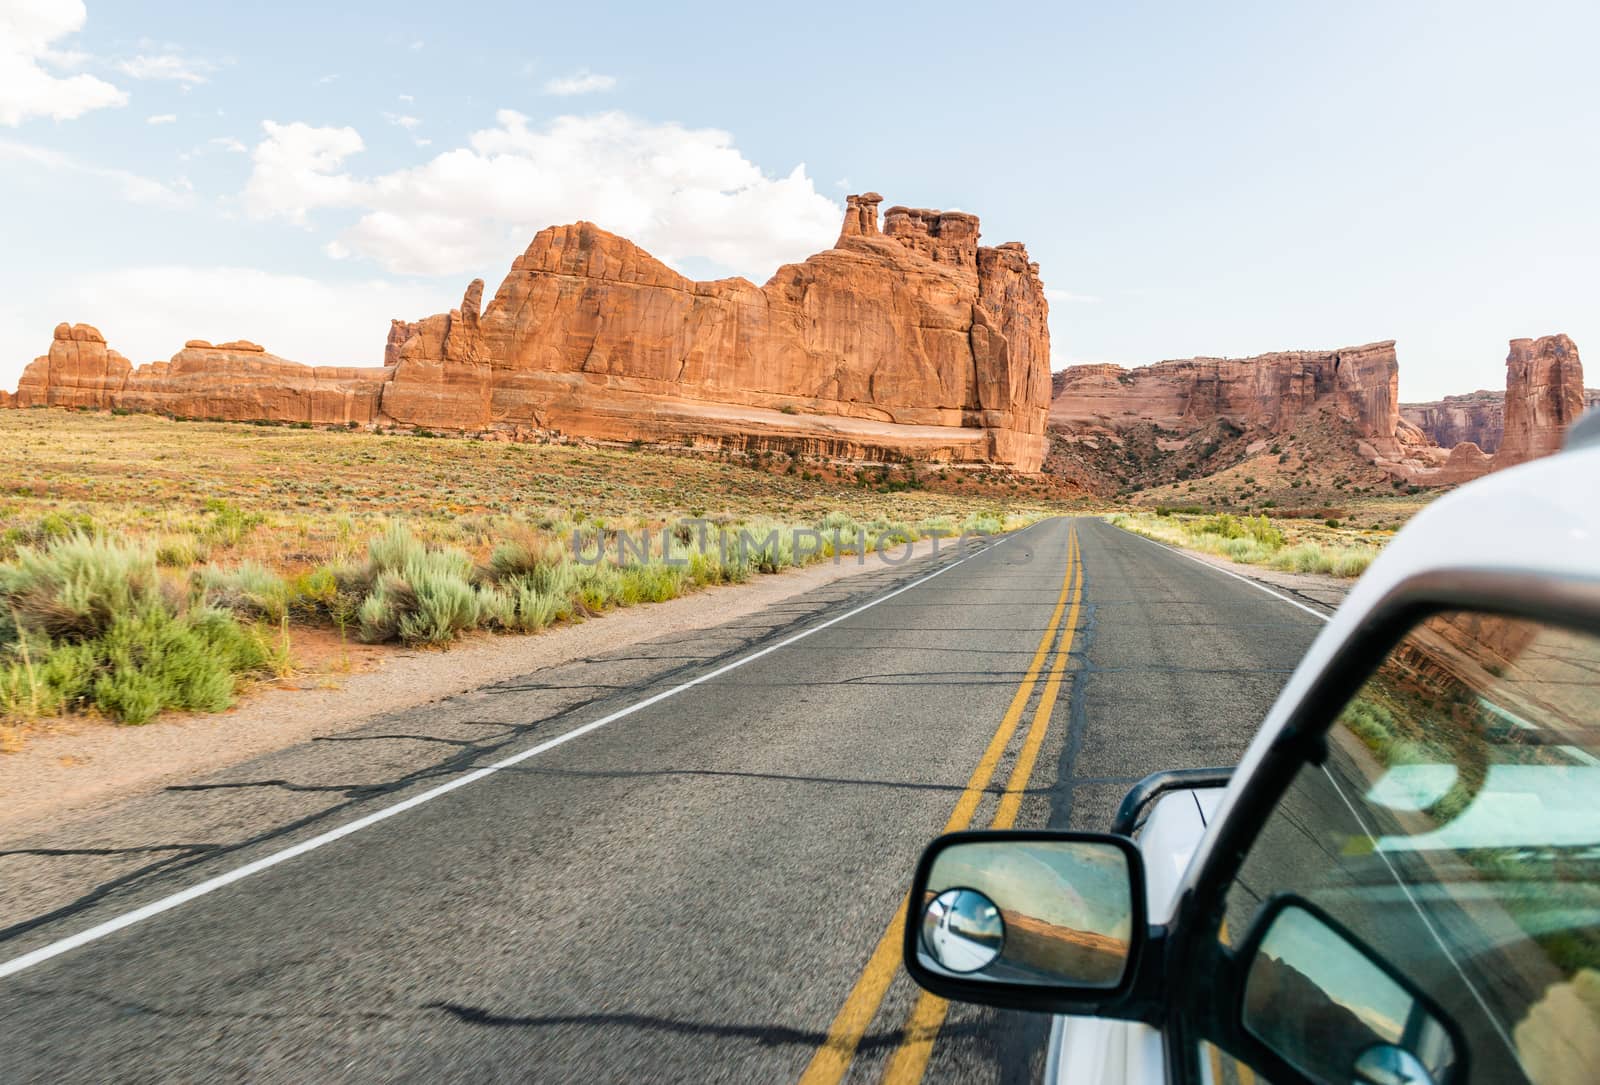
[196,562,291,623]
[351,526,482,645]
[0,534,167,641]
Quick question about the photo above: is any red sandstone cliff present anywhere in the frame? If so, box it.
[383,193,1051,469]
[10,327,389,424]
[13,323,133,410]
[1401,391,1506,453]
[1049,342,1428,456]
[1046,334,1589,493]
[1402,382,1599,456]
[4,194,1052,471]
[1493,334,1587,467]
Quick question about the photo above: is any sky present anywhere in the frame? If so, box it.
[2,0,1597,401]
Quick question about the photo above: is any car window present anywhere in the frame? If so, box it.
[1205,610,1600,1085]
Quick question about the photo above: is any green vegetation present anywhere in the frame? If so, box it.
[0,410,1073,736]
[1,535,286,725]
[1,492,1038,732]
[1105,510,1382,578]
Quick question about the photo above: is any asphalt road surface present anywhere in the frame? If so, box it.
[0,517,1329,1083]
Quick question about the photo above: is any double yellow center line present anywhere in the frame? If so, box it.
[797,525,1086,1085]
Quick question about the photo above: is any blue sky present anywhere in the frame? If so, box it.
[3,0,1597,399]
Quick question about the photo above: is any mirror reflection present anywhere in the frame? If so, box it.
[1244,902,1459,1085]
[921,888,1004,973]
[919,839,1133,988]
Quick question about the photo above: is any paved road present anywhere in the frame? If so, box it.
[0,517,1327,1083]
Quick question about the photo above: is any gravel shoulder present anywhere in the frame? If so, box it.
[0,542,952,832]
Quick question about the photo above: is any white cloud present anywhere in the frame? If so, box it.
[209,135,246,152]
[1046,288,1102,304]
[408,40,423,51]
[0,0,126,125]
[146,112,177,124]
[316,73,339,85]
[116,51,214,87]
[242,119,365,224]
[543,70,616,96]
[241,109,841,282]
[0,266,452,390]
[383,112,420,130]
[0,137,185,206]
[397,93,413,103]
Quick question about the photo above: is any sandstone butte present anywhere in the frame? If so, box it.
[4,193,1054,472]
[1048,334,1590,484]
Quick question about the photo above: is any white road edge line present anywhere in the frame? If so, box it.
[0,522,1046,982]
[1105,522,1332,623]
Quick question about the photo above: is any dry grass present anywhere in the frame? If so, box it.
[1104,510,1388,578]
[0,410,1075,570]
[0,409,1077,740]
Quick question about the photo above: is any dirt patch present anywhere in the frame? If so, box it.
[0,542,950,831]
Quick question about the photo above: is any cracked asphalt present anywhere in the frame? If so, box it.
[0,518,1329,1083]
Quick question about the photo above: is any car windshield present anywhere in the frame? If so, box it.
[1215,610,1600,1085]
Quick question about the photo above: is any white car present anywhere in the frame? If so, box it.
[903,413,1600,1085]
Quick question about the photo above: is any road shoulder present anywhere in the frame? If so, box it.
[0,539,959,833]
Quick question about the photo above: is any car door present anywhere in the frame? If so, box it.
[1169,605,1600,1085]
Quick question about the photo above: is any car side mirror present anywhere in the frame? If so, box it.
[1238,896,1465,1085]
[902,830,1153,1017]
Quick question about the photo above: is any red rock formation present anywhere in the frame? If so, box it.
[1430,441,1495,485]
[382,197,1052,468]
[112,340,389,425]
[1404,385,1599,454]
[12,323,133,409]
[1401,391,1506,453]
[1496,334,1586,466]
[1050,342,1403,445]
[384,320,421,367]
[3,196,1051,469]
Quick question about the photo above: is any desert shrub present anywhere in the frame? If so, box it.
[1329,548,1374,578]
[36,511,96,540]
[201,498,264,546]
[960,512,1005,536]
[488,535,566,582]
[356,575,416,643]
[154,534,208,568]
[366,522,431,575]
[1345,699,1399,753]
[1197,513,1284,548]
[479,579,561,633]
[620,562,688,604]
[397,557,482,645]
[1,603,279,725]
[1271,542,1329,574]
[0,637,97,718]
[349,525,483,645]
[570,562,628,613]
[286,566,362,628]
[196,562,291,623]
[0,534,167,641]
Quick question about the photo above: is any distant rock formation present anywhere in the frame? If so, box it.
[1403,378,1599,456]
[4,194,1053,470]
[1494,334,1588,466]
[1401,390,1507,453]
[13,323,133,410]
[1047,334,1592,493]
[1049,342,1407,449]
[10,326,389,424]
